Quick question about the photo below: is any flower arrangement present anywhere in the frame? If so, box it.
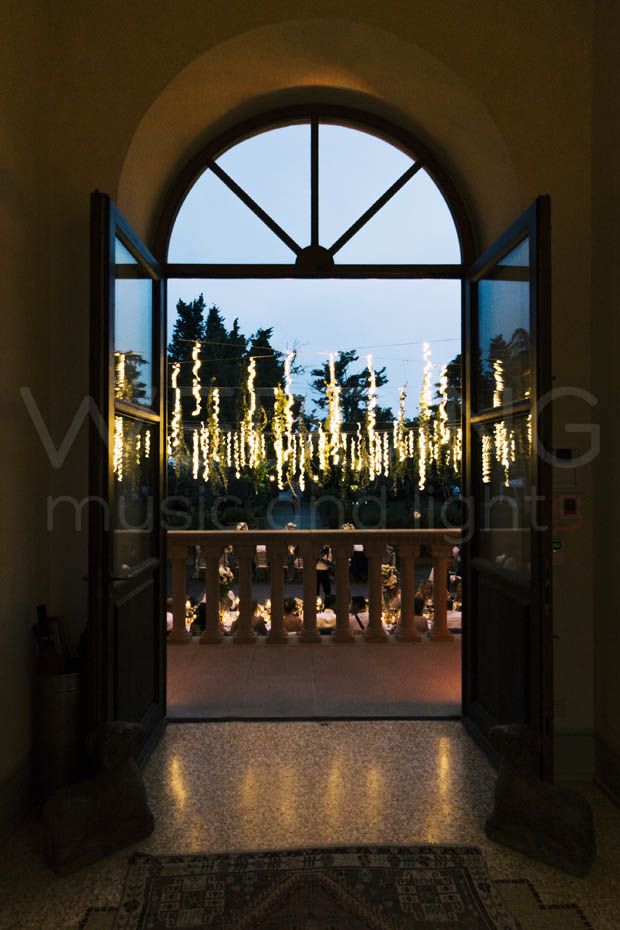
[218,565,234,599]
[381,563,399,606]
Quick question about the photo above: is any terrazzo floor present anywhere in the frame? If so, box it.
[2,722,619,930]
[167,635,462,718]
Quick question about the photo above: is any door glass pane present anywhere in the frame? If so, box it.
[112,417,156,574]
[475,412,532,575]
[115,237,154,406]
[475,237,531,410]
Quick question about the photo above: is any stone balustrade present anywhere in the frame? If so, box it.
[167,529,460,645]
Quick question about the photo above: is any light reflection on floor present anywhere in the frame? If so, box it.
[1,722,619,930]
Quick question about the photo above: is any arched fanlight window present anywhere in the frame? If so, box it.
[163,110,468,274]
[153,106,481,517]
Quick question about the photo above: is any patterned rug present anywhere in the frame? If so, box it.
[77,846,595,930]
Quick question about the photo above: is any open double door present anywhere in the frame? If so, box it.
[88,191,552,775]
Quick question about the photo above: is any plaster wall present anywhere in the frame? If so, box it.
[0,2,48,794]
[592,0,620,789]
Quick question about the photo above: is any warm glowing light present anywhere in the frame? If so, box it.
[395,386,408,462]
[273,385,287,489]
[494,419,511,486]
[166,338,464,494]
[326,353,342,466]
[482,431,492,484]
[170,362,182,455]
[417,342,433,489]
[192,429,199,479]
[169,756,188,809]
[113,416,124,480]
[438,364,450,446]
[317,423,328,475]
[200,422,209,480]
[452,427,462,471]
[115,352,126,399]
[191,341,202,416]
[366,355,377,481]
[381,432,388,476]
[492,358,504,408]
[284,351,296,479]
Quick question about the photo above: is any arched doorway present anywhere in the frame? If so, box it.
[156,106,469,721]
[89,99,552,774]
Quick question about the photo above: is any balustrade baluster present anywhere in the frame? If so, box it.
[200,545,223,644]
[332,541,354,643]
[429,542,453,642]
[267,544,288,643]
[396,541,421,642]
[233,544,256,644]
[299,542,322,643]
[365,542,388,642]
[169,543,191,643]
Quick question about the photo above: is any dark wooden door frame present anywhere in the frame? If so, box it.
[89,107,554,777]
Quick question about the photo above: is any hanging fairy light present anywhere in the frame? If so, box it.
[272,385,287,489]
[244,356,258,467]
[493,419,511,486]
[144,429,151,460]
[438,365,450,446]
[420,342,433,416]
[170,362,182,458]
[240,421,247,469]
[418,429,428,490]
[394,386,408,462]
[135,432,142,465]
[355,423,362,473]
[200,422,210,481]
[417,342,433,489]
[211,387,220,461]
[167,333,467,496]
[298,425,310,493]
[191,341,202,416]
[113,416,124,480]
[492,358,504,408]
[192,429,199,479]
[317,423,328,475]
[284,351,296,475]
[115,352,127,400]
[326,353,342,466]
[481,431,492,484]
[233,431,241,480]
[366,355,377,481]
[452,427,462,472]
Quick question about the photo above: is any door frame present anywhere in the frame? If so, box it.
[89,108,554,775]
